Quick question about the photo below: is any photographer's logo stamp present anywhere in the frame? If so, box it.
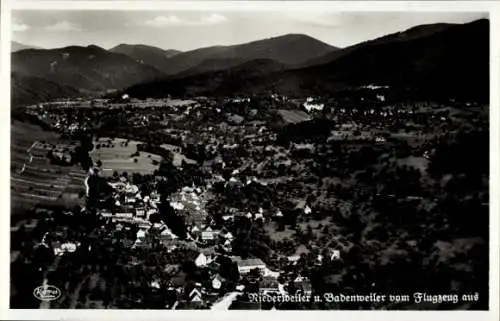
[33,285,61,302]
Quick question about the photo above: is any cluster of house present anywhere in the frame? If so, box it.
[188,226,233,249]
[98,178,239,250]
[168,185,209,225]
[270,94,288,102]
[327,124,388,144]
[27,107,87,136]
[104,178,160,222]
[38,231,81,257]
[151,248,316,309]
[303,97,325,112]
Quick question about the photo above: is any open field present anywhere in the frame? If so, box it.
[277,109,311,124]
[91,137,162,176]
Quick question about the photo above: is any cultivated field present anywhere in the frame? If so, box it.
[277,109,311,124]
[11,120,86,214]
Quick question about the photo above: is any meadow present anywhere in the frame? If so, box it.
[90,137,162,176]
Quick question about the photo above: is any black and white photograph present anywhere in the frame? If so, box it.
[3,1,497,317]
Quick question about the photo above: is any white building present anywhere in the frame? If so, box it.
[116,212,133,218]
[195,253,208,267]
[330,249,341,260]
[201,227,218,241]
[236,258,266,274]
[212,275,222,290]
[149,280,160,289]
[303,102,325,112]
[136,229,147,239]
[53,242,78,256]
[170,201,185,210]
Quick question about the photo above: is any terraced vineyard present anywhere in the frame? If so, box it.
[11,120,86,213]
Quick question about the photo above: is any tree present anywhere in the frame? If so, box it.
[217,256,240,282]
[158,201,187,239]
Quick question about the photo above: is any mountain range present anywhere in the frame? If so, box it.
[150,34,338,76]
[127,19,489,102]
[11,18,489,106]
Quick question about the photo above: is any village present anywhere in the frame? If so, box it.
[10,92,488,310]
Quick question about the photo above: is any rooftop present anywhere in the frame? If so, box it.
[235,258,266,267]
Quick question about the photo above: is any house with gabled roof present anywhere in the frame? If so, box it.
[189,288,203,302]
[182,282,204,306]
[191,225,200,234]
[223,239,232,249]
[259,276,280,294]
[329,249,341,261]
[194,252,208,267]
[201,227,219,243]
[296,278,312,295]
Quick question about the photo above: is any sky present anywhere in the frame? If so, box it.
[11,10,487,51]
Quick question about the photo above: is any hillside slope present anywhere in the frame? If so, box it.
[291,19,489,101]
[11,73,82,107]
[127,58,289,98]
[301,23,456,67]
